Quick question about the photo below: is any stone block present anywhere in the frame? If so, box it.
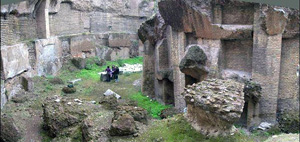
[70,35,96,58]
[265,8,288,35]
[35,37,62,76]
[20,76,34,92]
[49,3,87,36]
[108,33,133,47]
[110,47,130,61]
[1,43,30,79]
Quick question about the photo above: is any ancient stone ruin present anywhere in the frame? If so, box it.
[183,79,245,136]
[0,0,299,141]
[1,0,156,108]
[139,0,299,129]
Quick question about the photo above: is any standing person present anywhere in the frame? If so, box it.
[105,66,112,82]
[114,66,120,82]
[112,65,116,80]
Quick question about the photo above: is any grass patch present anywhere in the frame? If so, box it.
[72,57,144,81]
[130,92,171,119]
[135,114,265,142]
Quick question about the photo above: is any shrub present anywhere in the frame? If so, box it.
[278,111,300,133]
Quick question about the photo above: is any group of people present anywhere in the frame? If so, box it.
[105,65,119,82]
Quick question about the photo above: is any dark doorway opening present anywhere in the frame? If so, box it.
[162,79,174,106]
[236,102,248,127]
[185,75,198,86]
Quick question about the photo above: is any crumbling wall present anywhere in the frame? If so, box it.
[183,79,245,136]
[0,15,38,46]
[139,0,299,128]
[0,0,155,109]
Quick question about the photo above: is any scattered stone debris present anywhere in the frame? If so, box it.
[99,95,118,110]
[103,89,121,99]
[114,106,148,124]
[183,79,244,136]
[109,113,137,136]
[42,96,109,138]
[74,99,83,103]
[257,122,273,130]
[68,79,82,85]
[119,64,143,74]
[54,98,61,103]
[81,110,113,142]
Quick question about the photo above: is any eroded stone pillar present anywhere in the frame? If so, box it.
[36,0,50,39]
[252,5,287,123]
[142,40,155,98]
[170,28,186,110]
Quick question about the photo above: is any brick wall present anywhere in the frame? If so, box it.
[277,37,300,112]
[49,3,88,36]
[1,15,38,46]
[1,16,15,45]
[222,39,253,73]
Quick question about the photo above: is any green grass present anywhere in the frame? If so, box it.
[134,115,265,142]
[130,92,171,119]
[73,57,143,81]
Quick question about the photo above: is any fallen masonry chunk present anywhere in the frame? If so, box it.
[182,79,245,137]
[114,106,148,124]
[55,99,60,103]
[109,113,137,136]
[74,99,82,103]
[62,87,76,94]
[103,89,121,99]
[42,96,105,137]
[99,95,118,110]
[258,122,273,130]
[68,79,82,85]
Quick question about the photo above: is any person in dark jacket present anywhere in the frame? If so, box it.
[112,65,116,79]
[113,66,120,82]
[105,66,112,82]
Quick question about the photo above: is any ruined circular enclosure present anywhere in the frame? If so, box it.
[1,0,299,142]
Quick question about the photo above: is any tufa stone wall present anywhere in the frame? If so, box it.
[0,0,156,108]
[139,0,299,129]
